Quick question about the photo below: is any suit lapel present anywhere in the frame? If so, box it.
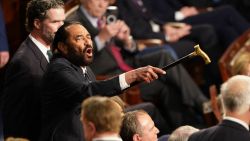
[26,37,48,72]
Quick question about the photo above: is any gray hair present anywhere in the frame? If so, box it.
[168,125,199,141]
[220,75,250,114]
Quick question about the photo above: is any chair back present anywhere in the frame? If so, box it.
[219,29,250,81]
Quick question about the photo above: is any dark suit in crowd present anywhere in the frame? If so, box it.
[146,0,250,48]
[66,6,208,131]
[116,0,218,58]
[39,55,122,141]
[1,37,47,140]
[188,119,250,141]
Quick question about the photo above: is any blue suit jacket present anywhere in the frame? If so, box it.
[0,6,9,51]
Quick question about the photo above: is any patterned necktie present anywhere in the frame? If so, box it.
[47,50,53,60]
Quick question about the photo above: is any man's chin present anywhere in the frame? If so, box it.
[82,58,93,66]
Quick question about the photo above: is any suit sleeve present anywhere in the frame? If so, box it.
[43,62,122,104]
[0,6,9,51]
[116,0,166,40]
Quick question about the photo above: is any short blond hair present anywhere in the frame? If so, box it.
[232,52,250,75]
[81,96,122,133]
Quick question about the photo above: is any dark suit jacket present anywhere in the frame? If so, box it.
[116,0,167,40]
[146,0,250,48]
[189,120,250,141]
[1,37,48,141]
[39,55,122,141]
[65,4,208,131]
[66,7,128,75]
[142,0,179,22]
[116,0,222,59]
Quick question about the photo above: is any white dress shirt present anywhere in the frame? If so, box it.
[29,34,51,62]
[93,136,123,141]
[224,116,249,131]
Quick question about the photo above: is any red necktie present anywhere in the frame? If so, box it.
[109,44,133,72]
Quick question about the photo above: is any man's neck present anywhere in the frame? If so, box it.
[30,31,51,49]
[94,132,120,138]
[224,112,250,130]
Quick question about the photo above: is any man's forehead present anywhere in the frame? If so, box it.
[66,24,89,35]
[46,8,65,18]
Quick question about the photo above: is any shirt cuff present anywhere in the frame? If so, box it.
[119,73,130,90]
[175,11,185,21]
[94,36,106,51]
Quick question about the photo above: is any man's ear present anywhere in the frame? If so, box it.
[34,19,41,29]
[58,42,68,55]
[133,134,142,141]
[88,121,96,137]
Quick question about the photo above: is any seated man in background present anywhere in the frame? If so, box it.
[81,96,123,141]
[116,0,221,93]
[116,0,218,58]
[39,21,166,141]
[189,75,250,141]
[146,0,250,49]
[66,0,208,131]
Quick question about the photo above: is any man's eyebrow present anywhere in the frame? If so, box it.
[86,33,91,38]
[75,34,83,38]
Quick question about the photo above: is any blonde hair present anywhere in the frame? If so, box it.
[110,96,126,111]
[81,96,122,133]
[232,52,250,75]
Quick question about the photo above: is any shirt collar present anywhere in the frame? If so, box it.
[81,66,87,74]
[223,116,249,131]
[80,5,99,28]
[29,34,50,62]
[93,136,123,141]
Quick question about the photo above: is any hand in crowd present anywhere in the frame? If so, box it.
[180,6,199,18]
[98,20,129,41]
[0,51,9,69]
[115,21,134,49]
[163,23,191,42]
[98,19,134,49]
[125,65,166,84]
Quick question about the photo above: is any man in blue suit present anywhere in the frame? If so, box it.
[0,6,9,69]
